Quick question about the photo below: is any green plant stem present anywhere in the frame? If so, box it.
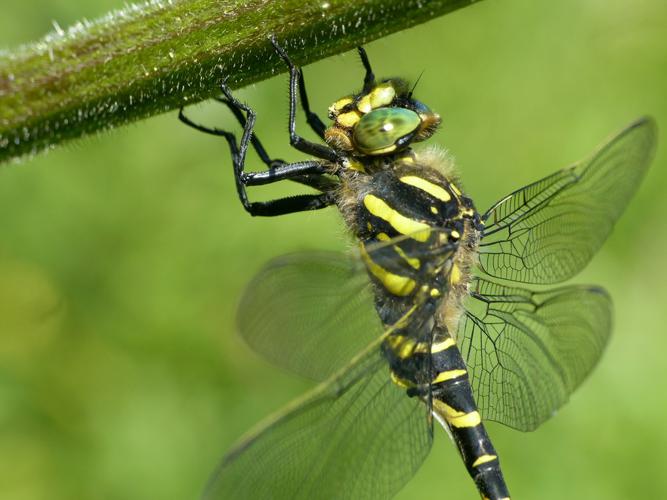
[0,0,481,163]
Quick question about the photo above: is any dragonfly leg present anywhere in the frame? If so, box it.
[179,88,333,217]
[270,36,339,162]
[212,96,331,192]
[298,68,327,139]
[357,46,376,93]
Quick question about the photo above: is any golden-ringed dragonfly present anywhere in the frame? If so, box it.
[179,37,657,500]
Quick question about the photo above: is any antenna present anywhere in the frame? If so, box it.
[408,70,425,99]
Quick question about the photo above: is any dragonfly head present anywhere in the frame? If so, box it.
[325,78,441,157]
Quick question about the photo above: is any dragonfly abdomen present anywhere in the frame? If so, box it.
[430,335,511,500]
[344,154,510,499]
[381,326,510,499]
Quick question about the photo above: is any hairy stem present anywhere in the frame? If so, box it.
[0,0,481,163]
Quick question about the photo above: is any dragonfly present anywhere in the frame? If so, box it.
[179,37,657,499]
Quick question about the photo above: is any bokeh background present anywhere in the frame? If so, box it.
[1,1,666,499]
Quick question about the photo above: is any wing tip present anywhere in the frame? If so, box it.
[622,115,658,157]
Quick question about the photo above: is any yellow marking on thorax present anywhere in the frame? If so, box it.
[363,194,431,242]
[360,243,416,296]
[450,229,460,239]
[433,400,481,428]
[375,233,420,269]
[399,175,452,202]
[346,158,366,172]
[432,369,467,384]
[430,206,439,215]
[472,454,498,468]
[450,182,462,196]
[397,154,416,166]
[431,337,456,353]
[394,245,421,270]
[430,288,441,298]
[450,264,462,285]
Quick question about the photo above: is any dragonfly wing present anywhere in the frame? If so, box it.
[238,251,383,381]
[238,230,456,382]
[479,117,657,284]
[457,276,612,431]
[204,344,433,500]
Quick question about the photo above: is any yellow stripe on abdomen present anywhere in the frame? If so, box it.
[433,400,481,428]
[363,194,431,242]
[431,337,456,353]
[432,369,467,384]
[472,454,498,468]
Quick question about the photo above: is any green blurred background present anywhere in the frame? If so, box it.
[1,1,666,499]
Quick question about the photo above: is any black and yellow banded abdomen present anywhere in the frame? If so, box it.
[429,334,510,500]
[383,328,511,500]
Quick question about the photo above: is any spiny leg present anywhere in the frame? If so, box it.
[218,81,335,215]
[217,73,326,143]
[213,96,334,192]
[270,36,338,162]
[298,69,327,139]
[179,84,333,217]
[178,108,233,139]
[213,96,282,170]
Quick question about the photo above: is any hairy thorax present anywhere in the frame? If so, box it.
[335,146,481,340]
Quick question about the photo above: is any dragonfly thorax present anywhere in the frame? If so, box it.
[336,149,481,338]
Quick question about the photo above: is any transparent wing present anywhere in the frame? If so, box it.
[457,276,612,431]
[238,231,457,381]
[204,343,433,500]
[237,251,382,381]
[479,117,657,284]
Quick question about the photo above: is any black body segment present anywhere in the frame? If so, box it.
[430,336,509,500]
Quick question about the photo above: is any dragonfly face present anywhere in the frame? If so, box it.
[325,79,441,156]
[179,37,657,500]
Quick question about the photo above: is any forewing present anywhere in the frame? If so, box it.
[457,277,612,431]
[237,251,382,381]
[479,117,657,284]
[204,345,433,500]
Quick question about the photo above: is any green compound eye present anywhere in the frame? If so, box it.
[353,107,421,155]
